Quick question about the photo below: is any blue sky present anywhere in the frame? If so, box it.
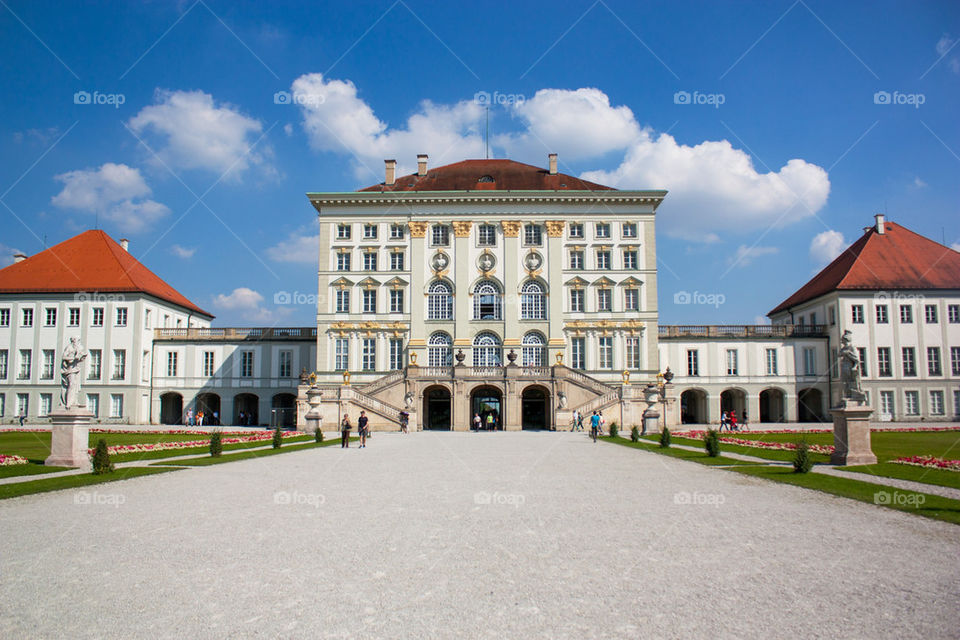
[1,0,957,325]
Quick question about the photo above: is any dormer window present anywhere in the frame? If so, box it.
[477,175,495,183]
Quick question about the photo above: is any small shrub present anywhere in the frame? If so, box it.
[272,426,283,449]
[659,426,671,448]
[704,429,720,457]
[91,438,114,474]
[314,427,324,443]
[209,430,222,457]
[608,422,619,438]
[630,425,640,442]
[793,439,814,473]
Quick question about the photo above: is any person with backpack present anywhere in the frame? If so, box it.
[340,414,352,448]
[357,411,369,448]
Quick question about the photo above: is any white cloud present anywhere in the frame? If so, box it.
[727,244,779,268]
[212,287,291,323]
[753,314,771,325]
[292,73,484,179]
[1,243,24,267]
[129,89,272,180]
[51,163,169,233]
[265,228,317,264]
[283,123,294,136]
[951,242,960,252]
[809,230,847,266]
[171,244,196,259]
[936,35,960,74]
[910,176,928,189]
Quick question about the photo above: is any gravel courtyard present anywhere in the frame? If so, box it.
[0,432,957,639]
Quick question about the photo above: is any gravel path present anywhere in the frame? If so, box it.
[0,432,957,639]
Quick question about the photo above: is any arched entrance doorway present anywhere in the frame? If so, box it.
[680,389,707,424]
[195,392,220,425]
[160,392,183,425]
[521,386,549,430]
[759,388,785,423]
[720,389,746,421]
[271,393,297,428]
[471,386,503,430]
[234,393,259,426]
[798,388,822,422]
[422,386,451,430]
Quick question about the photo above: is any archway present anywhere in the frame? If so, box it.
[271,393,297,428]
[471,386,503,430]
[195,392,220,425]
[521,385,550,430]
[680,389,707,424]
[234,393,259,426]
[422,386,451,430]
[160,392,183,425]
[759,388,785,423]
[720,389,746,422]
[798,388,822,422]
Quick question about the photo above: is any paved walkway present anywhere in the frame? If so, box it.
[0,432,957,639]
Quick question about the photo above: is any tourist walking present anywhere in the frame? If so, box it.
[473,413,481,431]
[197,410,204,427]
[399,410,409,434]
[590,411,601,442]
[212,411,219,426]
[577,411,584,432]
[18,410,26,427]
[238,411,245,427]
[186,408,194,426]
[741,411,749,432]
[340,414,352,448]
[730,410,738,432]
[358,411,369,448]
[719,411,728,432]
[598,411,606,436]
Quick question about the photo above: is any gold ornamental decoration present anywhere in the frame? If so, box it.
[452,221,473,237]
[545,220,565,237]
[501,220,521,237]
[408,221,428,238]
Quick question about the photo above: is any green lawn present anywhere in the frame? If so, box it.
[151,437,346,466]
[706,430,960,462]
[838,462,960,491]
[604,437,759,466]
[642,434,832,465]
[0,466,181,501]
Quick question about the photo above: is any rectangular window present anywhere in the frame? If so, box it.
[623,250,638,270]
[687,349,699,377]
[829,306,836,325]
[87,394,99,418]
[390,252,404,271]
[810,312,817,326]
[569,250,584,270]
[22,308,33,327]
[92,307,104,327]
[625,337,641,369]
[336,290,350,313]
[857,347,868,377]
[240,351,254,377]
[597,288,612,312]
[279,350,292,378]
[166,352,178,377]
[524,224,542,246]
[363,252,377,271]
[45,307,57,326]
[389,339,403,370]
[336,224,351,239]
[622,222,637,238]
[904,390,919,415]
[930,390,945,415]
[389,289,404,313]
[203,351,215,377]
[110,394,123,418]
[598,337,613,369]
[571,337,585,370]
[900,305,913,323]
[478,224,496,246]
[115,307,127,326]
[570,289,585,313]
[390,224,404,240]
[336,253,351,271]
[902,347,916,376]
[948,304,960,324]
[17,393,29,418]
[0,350,7,379]
[955,390,960,417]
[875,305,888,324]
[41,349,55,379]
[363,223,377,239]
[726,349,739,376]
[831,347,839,379]
[18,349,31,379]
[925,304,938,324]
[877,347,892,376]
[851,305,863,324]
[431,225,450,246]
[141,350,150,383]
[951,346,960,376]
[766,348,778,376]
[0,394,4,418]
[596,251,611,270]
[927,347,942,376]
[595,223,610,239]
[362,289,376,314]
[0,308,9,326]
[362,338,376,371]
[144,309,151,329]
[40,394,52,417]
[569,223,584,238]
[803,348,816,376]
[335,338,349,371]
[112,349,126,380]
[88,350,101,380]
[624,288,639,311]
[69,307,80,326]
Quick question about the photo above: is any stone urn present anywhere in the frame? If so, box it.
[455,349,466,364]
[663,367,674,383]
[507,349,518,364]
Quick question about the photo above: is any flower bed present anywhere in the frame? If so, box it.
[86,430,306,456]
[0,427,262,435]
[0,454,29,466]
[672,430,834,455]
[892,456,960,473]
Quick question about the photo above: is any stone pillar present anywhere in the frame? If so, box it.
[830,401,876,465]
[45,408,94,471]
[545,220,566,363]
[453,220,472,355]
[408,221,428,364]
[303,386,323,434]
[505,363,521,431]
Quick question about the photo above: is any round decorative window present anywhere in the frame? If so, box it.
[431,251,450,272]
[524,251,543,271]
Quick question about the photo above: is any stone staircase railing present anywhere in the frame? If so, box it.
[341,387,403,423]
[571,390,621,416]
[361,369,405,395]
[562,367,618,396]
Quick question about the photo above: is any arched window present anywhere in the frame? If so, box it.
[520,281,546,320]
[428,332,453,367]
[473,332,502,367]
[473,280,502,320]
[428,281,453,320]
[521,332,546,367]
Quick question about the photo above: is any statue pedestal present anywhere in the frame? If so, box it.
[45,408,94,471]
[830,401,876,466]
[642,408,660,435]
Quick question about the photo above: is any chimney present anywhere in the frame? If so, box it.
[13,253,27,263]
[874,213,885,235]
[384,159,396,186]
[119,238,129,251]
[548,153,558,175]
[417,154,428,176]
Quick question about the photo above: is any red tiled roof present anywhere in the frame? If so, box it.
[769,221,960,315]
[358,159,615,192]
[0,230,213,317]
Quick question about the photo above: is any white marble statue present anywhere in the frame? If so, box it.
[839,330,867,405]
[60,337,88,409]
